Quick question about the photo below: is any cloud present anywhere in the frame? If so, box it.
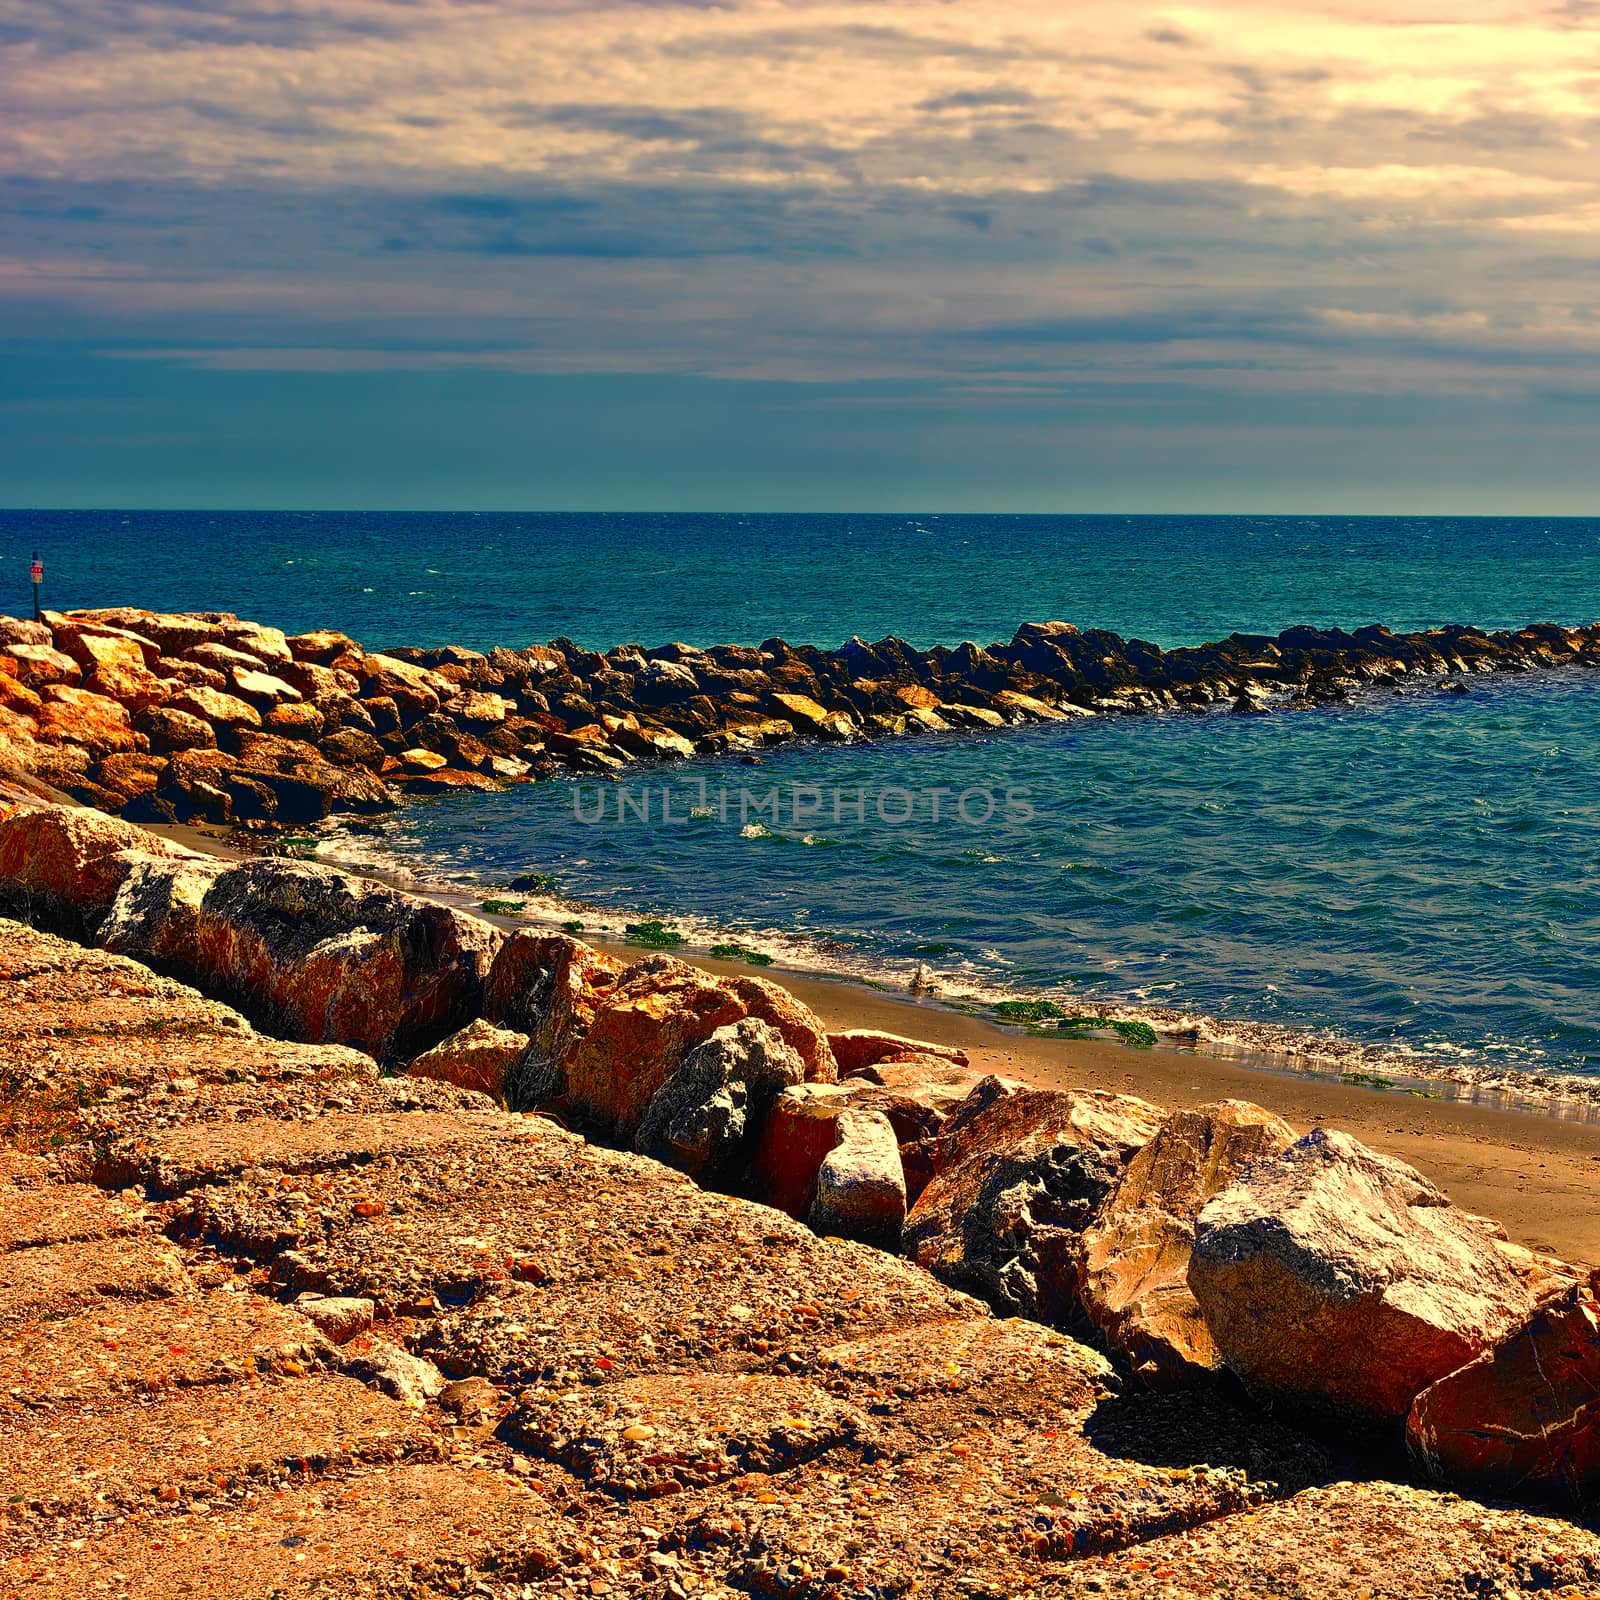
[3,0,1600,437]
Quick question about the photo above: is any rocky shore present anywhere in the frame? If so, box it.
[0,605,1596,824]
[5,797,1600,1597]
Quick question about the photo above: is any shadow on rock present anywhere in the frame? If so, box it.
[1084,1383,1336,1494]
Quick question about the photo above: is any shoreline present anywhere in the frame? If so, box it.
[309,812,1600,1115]
[155,817,1600,1264]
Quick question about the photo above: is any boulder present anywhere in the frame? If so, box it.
[633,1017,805,1183]
[91,752,168,805]
[754,1084,868,1219]
[99,855,503,1061]
[262,702,325,742]
[295,1293,376,1346]
[49,618,159,672]
[288,628,362,666]
[1189,1128,1539,1428]
[85,656,169,715]
[136,705,218,755]
[0,803,197,938]
[230,666,303,708]
[481,931,625,1108]
[1407,1285,1600,1504]
[843,1055,990,1201]
[318,728,387,770]
[35,685,139,754]
[217,619,294,668]
[0,616,52,647]
[563,955,835,1140]
[406,1017,530,1102]
[828,1028,969,1075]
[901,1077,1162,1325]
[1,643,81,689]
[359,654,448,723]
[1075,1100,1296,1387]
[169,685,262,733]
[809,1109,907,1248]
[69,608,223,655]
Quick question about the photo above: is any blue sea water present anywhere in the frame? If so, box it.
[4,509,1599,1082]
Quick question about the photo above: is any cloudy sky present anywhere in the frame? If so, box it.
[4,0,1600,510]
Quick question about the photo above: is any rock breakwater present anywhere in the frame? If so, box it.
[7,796,1600,1590]
[1,605,1596,825]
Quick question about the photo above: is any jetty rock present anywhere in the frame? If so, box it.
[1076,1099,1297,1387]
[97,851,502,1061]
[0,802,196,939]
[480,928,623,1106]
[562,952,836,1141]
[633,1015,805,1183]
[903,1076,1163,1325]
[406,1016,531,1102]
[808,1106,908,1248]
[4,605,1599,824]
[1408,1283,1600,1505]
[1190,1128,1543,1428]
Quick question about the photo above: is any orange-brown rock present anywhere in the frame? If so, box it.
[48,616,159,672]
[828,1027,969,1075]
[1407,1284,1600,1503]
[99,852,502,1061]
[168,683,263,732]
[482,930,620,1047]
[1,642,81,688]
[1075,1100,1296,1386]
[902,1077,1163,1325]
[288,626,361,664]
[90,753,168,805]
[35,684,139,754]
[563,954,836,1139]
[1190,1129,1540,1428]
[407,1016,530,1101]
[68,607,223,654]
[84,657,168,714]
[262,700,325,741]
[755,1084,869,1219]
[0,803,195,937]
[0,673,42,719]
[359,652,448,722]
[132,704,216,755]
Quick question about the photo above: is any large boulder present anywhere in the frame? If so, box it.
[98,855,503,1061]
[563,955,835,1140]
[1408,1285,1600,1503]
[0,803,196,938]
[633,1017,805,1183]
[809,1109,907,1249]
[480,930,625,1107]
[1189,1129,1539,1428]
[901,1077,1162,1324]
[406,1017,530,1103]
[34,685,139,755]
[1075,1100,1296,1387]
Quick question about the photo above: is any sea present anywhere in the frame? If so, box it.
[5,509,1599,1092]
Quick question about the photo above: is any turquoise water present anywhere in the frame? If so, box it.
[4,510,1599,1081]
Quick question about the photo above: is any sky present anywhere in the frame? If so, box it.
[3,0,1600,512]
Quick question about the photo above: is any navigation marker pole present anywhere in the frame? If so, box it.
[30,551,42,622]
